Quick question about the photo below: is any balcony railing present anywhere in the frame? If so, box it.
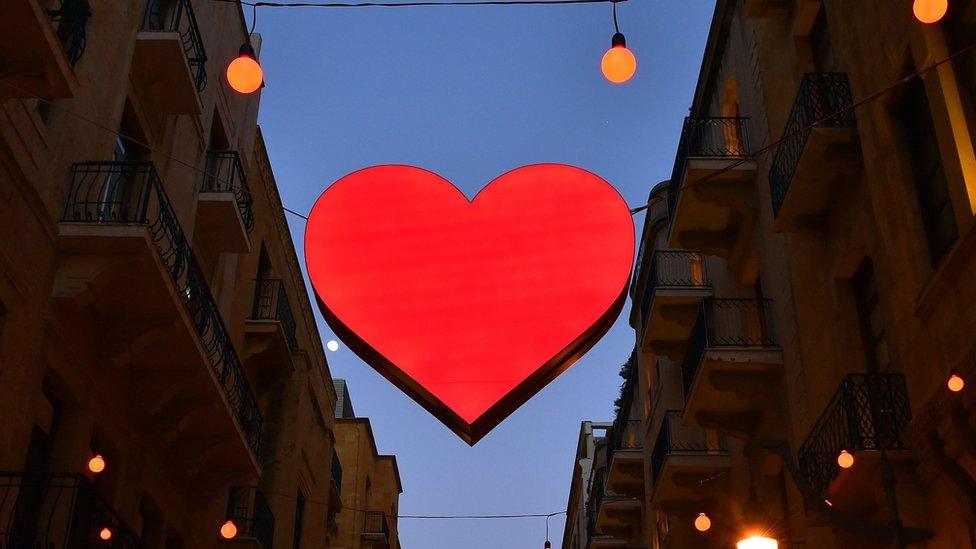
[607,419,642,469]
[681,298,778,398]
[667,117,751,220]
[61,161,263,457]
[362,511,390,539]
[141,0,207,91]
[650,410,728,483]
[0,472,140,548]
[768,73,856,216]
[331,451,343,495]
[640,250,709,328]
[224,486,275,548]
[47,0,90,66]
[202,150,255,233]
[250,279,298,350]
[797,373,911,496]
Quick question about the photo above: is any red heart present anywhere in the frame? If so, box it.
[305,164,634,444]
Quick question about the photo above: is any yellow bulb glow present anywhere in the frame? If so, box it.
[602,46,637,84]
[737,535,778,549]
[99,527,113,541]
[694,512,711,532]
[948,373,965,392]
[227,55,263,94]
[88,454,106,474]
[837,449,855,469]
[913,0,948,24]
[220,520,238,540]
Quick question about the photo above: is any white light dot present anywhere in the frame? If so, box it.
[327,340,340,352]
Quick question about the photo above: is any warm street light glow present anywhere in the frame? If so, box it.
[837,449,855,469]
[88,454,106,474]
[602,33,636,84]
[99,527,113,541]
[227,44,263,94]
[327,340,340,352]
[737,535,778,549]
[948,372,965,392]
[220,520,238,539]
[913,0,948,23]
[694,512,711,532]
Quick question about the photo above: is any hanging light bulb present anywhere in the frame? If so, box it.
[837,449,855,469]
[913,0,948,24]
[227,43,264,94]
[87,454,106,474]
[220,520,238,540]
[948,371,965,392]
[737,535,778,549]
[99,527,113,541]
[602,33,637,84]
[694,512,712,532]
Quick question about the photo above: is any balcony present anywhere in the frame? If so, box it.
[361,511,391,547]
[667,117,757,263]
[769,73,860,231]
[0,473,140,548]
[54,161,262,481]
[330,451,343,512]
[680,299,782,437]
[0,0,86,101]
[197,150,255,254]
[650,411,730,512]
[797,374,911,511]
[221,486,275,548]
[244,279,299,378]
[742,0,789,19]
[132,0,207,114]
[605,419,643,498]
[589,468,637,547]
[638,250,712,360]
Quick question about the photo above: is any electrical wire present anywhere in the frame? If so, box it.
[216,0,627,8]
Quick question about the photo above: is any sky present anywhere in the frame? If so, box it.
[252,1,716,546]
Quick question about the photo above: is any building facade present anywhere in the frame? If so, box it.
[582,0,976,547]
[0,1,388,547]
[561,421,611,549]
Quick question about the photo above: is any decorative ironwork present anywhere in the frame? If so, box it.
[225,486,275,548]
[250,279,298,350]
[607,419,642,474]
[0,472,140,548]
[681,298,778,398]
[362,511,390,539]
[650,410,728,483]
[640,250,709,330]
[797,373,911,496]
[769,73,856,216]
[141,0,208,92]
[61,161,263,457]
[47,0,90,66]
[667,117,751,220]
[331,451,343,495]
[202,150,255,233]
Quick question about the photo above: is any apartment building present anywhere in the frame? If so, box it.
[562,421,611,549]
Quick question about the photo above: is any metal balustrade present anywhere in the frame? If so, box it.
[141,0,207,91]
[47,0,90,66]
[250,279,298,350]
[61,161,263,457]
[680,298,778,398]
[362,511,390,539]
[650,410,728,484]
[667,117,751,220]
[640,250,709,329]
[768,73,856,216]
[0,473,140,548]
[797,374,911,496]
[224,486,275,548]
[202,150,255,233]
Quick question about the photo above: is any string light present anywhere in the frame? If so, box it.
[913,0,948,23]
[99,527,113,541]
[948,371,965,392]
[837,449,855,469]
[87,454,106,474]
[601,1,635,84]
[227,44,264,94]
[694,512,711,532]
[220,520,239,539]
[327,340,340,352]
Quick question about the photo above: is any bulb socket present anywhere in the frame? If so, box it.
[611,32,626,48]
[239,43,256,59]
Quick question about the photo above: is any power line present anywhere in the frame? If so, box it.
[215,0,626,8]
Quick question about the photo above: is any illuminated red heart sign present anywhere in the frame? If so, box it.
[305,164,634,444]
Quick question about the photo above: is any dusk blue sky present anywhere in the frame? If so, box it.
[252,1,715,546]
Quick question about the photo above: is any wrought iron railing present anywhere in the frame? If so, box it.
[47,0,90,66]
[650,410,728,484]
[61,161,263,457]
[250,279,298,350]
[224,486,275,548]
[331,451,343,495]
[607,419,642,471]
[667,117,751,220]
[768,73,856,216]
[797,373,911,496]
[640,250,709,329]
[141,0,208,92]
[202,150,255,233]
[681,298,778,398]
[362,511,390,539]
[0,472,140,548]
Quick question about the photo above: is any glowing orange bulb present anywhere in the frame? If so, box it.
[99,527,112,541]
[948,373,965,392]
[220,520,238,540]
[88,454,106,474]
[913,0,948,24]
[694,512,711,532]
[837,449,855,469]
[737,535,778,549]
[602,33,636,84]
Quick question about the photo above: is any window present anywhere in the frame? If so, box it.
[899,77,958,264]
[292,491,305,549]
[853,258,890,373]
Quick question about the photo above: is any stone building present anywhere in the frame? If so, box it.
[561,421,611,549]
[0,1,394,547]
[582,0,976,547]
